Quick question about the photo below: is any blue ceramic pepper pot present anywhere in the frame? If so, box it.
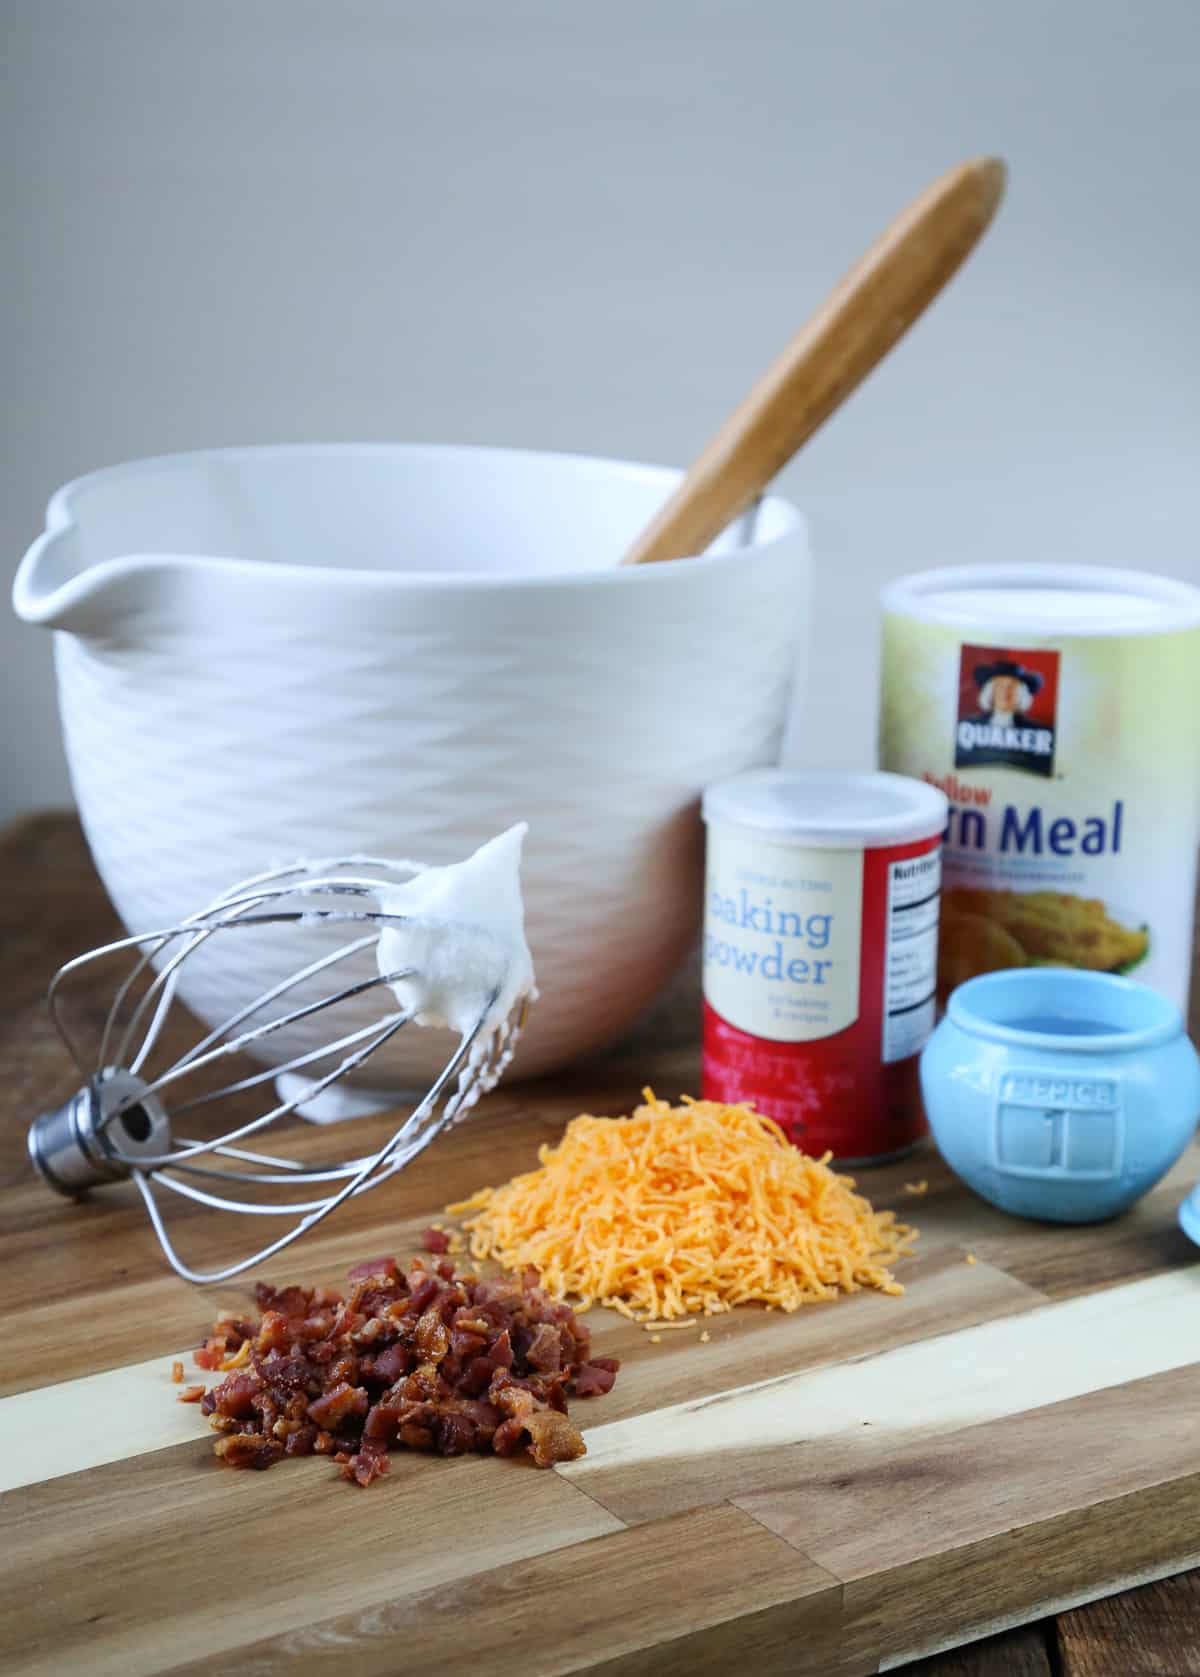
[920,969,1200,1223]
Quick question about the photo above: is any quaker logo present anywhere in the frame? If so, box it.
[954,644,1060,778]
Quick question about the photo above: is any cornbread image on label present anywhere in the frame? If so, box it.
[701,770,947,1163]
[880,565,1200,1011]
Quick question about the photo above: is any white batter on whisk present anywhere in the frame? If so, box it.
[373,823,537,1044]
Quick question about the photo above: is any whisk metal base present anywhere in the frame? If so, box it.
[29,1070,171,1196]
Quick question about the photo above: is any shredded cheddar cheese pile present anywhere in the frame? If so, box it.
[447,1091,916,1322]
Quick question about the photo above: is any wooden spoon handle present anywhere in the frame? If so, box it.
[621,156,1006,567]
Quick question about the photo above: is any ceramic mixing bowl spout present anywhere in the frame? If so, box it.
[13,516,143,638]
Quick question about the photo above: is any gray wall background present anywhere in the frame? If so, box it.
[4,0,1199,825]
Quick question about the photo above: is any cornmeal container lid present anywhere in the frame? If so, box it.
[882,562,1200,638]
[702,769,947,850]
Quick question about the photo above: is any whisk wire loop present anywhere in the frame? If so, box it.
[28,853,533,1284]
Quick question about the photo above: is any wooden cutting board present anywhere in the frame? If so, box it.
[1,815,1199,1677]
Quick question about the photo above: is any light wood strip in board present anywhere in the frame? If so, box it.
[0,1442,623,1677]
[0,1345,227,1493]
[560,1269,1200,1524]
[591,1245,1041,1424]
[161,1504,853,1677]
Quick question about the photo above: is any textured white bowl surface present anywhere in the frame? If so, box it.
[15,444,812,1087]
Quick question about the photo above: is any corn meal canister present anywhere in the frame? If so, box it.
[701,769,948,1163]
[879,564,1200,1014]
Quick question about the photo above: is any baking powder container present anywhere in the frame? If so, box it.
[701,769,948,1163]
[880,564,1200,1013]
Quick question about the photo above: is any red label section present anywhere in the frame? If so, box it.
[701,834,937,1162]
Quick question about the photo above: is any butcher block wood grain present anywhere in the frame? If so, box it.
[1,813,1199,1677]
[164,1506,848,1677]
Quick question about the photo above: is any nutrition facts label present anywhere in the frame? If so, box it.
[883,849,941,1063]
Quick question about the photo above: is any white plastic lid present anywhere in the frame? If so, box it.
[881,563,1200,637]
[702,769,948,849]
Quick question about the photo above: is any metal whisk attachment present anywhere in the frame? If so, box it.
[27,851,534,1285]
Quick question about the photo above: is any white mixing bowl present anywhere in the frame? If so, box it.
[14,444,811,1090]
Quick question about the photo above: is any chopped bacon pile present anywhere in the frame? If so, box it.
[190,1255,619,1484]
